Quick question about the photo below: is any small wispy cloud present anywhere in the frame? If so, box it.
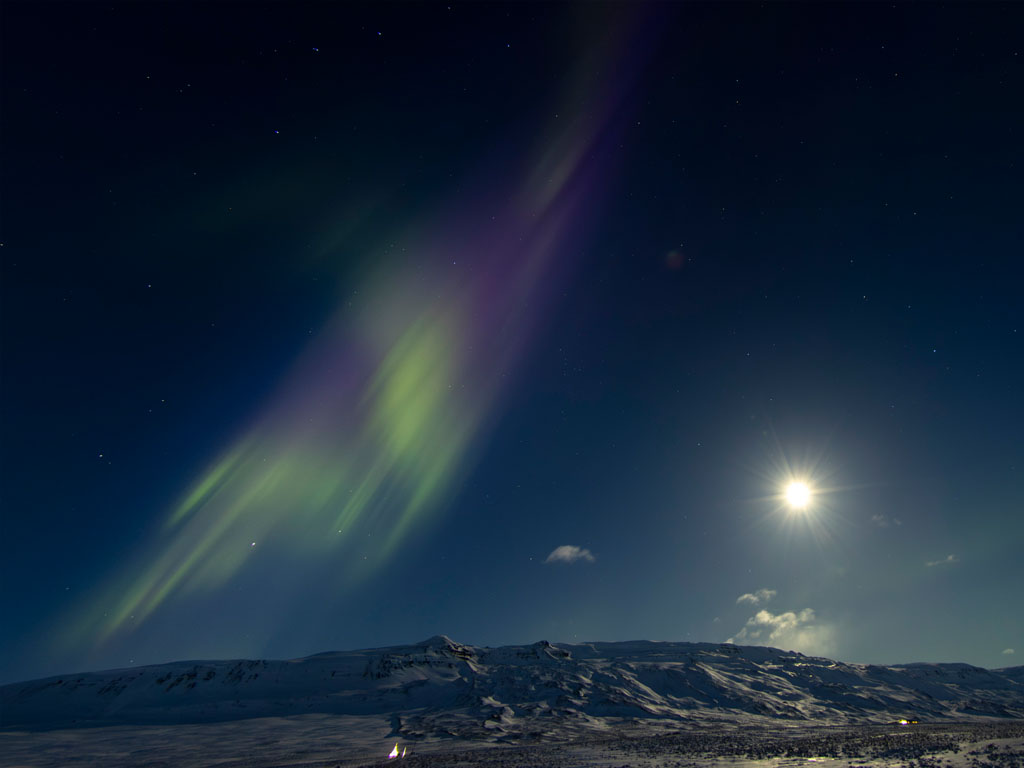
[544,545,595,564]
[737,588,777,605]
[727,608,837,657]
[1002,648,1015,656]
[871,514,902,528]
[926,554,958,567]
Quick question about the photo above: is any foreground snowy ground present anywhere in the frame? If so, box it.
[3,639,1021,766]
[2,720,1022,768]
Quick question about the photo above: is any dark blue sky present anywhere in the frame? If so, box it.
[1,2,1021,685]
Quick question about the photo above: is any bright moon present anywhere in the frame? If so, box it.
[785,481,812,509]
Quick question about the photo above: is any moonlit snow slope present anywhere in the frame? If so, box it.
[3,636,1022,739]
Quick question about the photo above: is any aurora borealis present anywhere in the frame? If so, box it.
[1,3,1022,683]
[64,15,643,646]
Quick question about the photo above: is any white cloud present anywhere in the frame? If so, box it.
[1002,648,1015,655]
[737,588,777,605]
[727,608,837,657]
[871,514,902,528]
[544,545,595,564]
[926,554,958,567]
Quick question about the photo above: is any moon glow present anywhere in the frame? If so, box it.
[784,481,812,509]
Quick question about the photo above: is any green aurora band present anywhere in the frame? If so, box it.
[65,15,646,650]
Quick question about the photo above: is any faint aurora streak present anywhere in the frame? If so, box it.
[70,12,654,646]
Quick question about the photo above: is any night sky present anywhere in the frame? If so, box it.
[1,3,1021,686]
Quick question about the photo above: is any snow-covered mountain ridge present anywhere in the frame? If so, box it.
[3,636,1022,738]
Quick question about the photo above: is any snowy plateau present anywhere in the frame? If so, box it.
[1,636,1022,768]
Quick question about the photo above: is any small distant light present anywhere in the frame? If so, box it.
[251,542,256,547]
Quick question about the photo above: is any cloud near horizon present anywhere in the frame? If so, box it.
[926,554,959,567]
[1003,648,1015,655]
[737,588,777,605]
[727,608,837,657]
[544,545,595,564]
